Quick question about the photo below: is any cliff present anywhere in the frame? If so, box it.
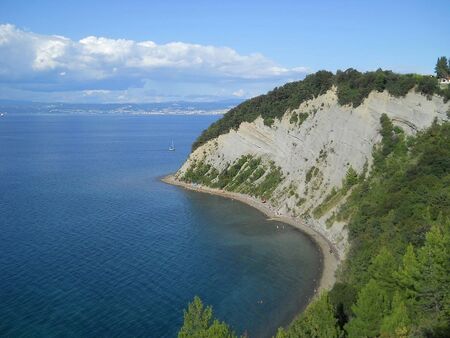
[175,87,449,260]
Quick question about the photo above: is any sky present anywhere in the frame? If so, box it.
[0,0,449,103]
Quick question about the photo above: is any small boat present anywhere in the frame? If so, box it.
[169,140,175,151]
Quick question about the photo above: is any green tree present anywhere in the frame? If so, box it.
[345,279,389,338]
[416,76,438,97]
[435,56,449,79]
[344,166,359,188]
[416,223,450,317]
[178,296,236,338]
[329,283,357,329]
[368,247,398,294]
[380,292,411,338]
[206,320,238,338]
[379,114,396,156]
[275,327,288,338]
[278,292,342,338]
[393,244,420,306]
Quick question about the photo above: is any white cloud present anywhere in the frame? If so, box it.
[82,89,110,96]
[232,89,246,97]
[0,24,309,102]
[33,37,68,70]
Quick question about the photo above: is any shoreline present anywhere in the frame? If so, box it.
[161,174,340,294]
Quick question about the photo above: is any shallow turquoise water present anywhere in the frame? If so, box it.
[0,115,321,337]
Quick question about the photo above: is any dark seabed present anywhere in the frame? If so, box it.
[0,115,322,337]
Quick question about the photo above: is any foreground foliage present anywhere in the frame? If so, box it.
[178,297,236,338]
[276,293,342,338]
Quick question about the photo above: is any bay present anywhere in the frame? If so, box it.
[0,115,321,337]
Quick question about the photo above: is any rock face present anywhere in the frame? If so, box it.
[176,89,449,259]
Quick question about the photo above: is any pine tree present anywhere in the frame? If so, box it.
[416,223,450,317]
[380,292,410,338]
[380,114,396,156]
[435,56,449,79]
[279,292,342,338]
[368,247,398,294]
[178,296,212,338]
[275,327,288,338]
[206,320,237,337]
[345,166,359,188]
[345,279,389,338]
[178,296,236,338]
[393,244,420,307]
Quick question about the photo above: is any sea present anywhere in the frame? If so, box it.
[0,114,322,337]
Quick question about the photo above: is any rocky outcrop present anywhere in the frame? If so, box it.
[176,89,449,259]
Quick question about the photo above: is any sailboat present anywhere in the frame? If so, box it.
[169,140,175,151]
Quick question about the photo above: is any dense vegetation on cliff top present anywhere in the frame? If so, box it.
[192,69,450,150]
[179,119,450,337]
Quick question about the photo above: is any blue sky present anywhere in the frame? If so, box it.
[0,0,449,103]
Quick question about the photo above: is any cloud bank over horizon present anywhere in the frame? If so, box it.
[0,24,308,102]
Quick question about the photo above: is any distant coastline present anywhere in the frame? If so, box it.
[162,174,340,294]
[0,99,241,116]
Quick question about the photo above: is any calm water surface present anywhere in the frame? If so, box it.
[0,115,322,337]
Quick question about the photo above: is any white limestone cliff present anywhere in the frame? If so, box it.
[176,89,449,259]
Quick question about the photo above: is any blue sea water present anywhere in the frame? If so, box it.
[0,115,322,337]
